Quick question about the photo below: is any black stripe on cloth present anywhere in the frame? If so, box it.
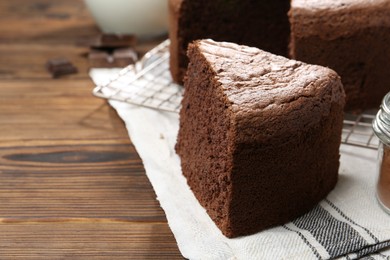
[292,205,369,258]
[351,240,390,259]
[282,224,322,260]
[325,199,380,243]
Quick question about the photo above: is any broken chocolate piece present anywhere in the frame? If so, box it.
[88,47,138,68]
[112,47,138,66]
[90,34,137,48]
[46,58,78,78]
[88,49,112,65]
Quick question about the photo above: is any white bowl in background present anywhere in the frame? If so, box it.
[84,0,168,38]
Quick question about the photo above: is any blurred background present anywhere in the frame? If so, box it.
[0,1,182,258]
[0,0,168,79]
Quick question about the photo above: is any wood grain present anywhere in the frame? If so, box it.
[0,144,165,220]
[0,222,180,259]
[0,80,129,142]
[0,44,91,80]
[0,0,183,258]
[0,0,99,45]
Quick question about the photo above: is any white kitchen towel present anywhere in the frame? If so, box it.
[90,69,390,260]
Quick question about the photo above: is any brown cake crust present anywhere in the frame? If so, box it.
[289,0,390,110]
[176,39,345,238]
[168,0,290,84]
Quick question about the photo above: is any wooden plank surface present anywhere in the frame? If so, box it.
[0,0,182,258]
[0,222,179,259]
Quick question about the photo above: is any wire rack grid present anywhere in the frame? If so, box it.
[342,111,378,149]
[93,40,183,113]
[92,39,379,150]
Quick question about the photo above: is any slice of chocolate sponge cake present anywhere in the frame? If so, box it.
[175,39,345,238]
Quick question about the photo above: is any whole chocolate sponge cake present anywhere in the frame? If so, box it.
[289,0,390,110]
[169,0,290,84]
[176,39,346,238]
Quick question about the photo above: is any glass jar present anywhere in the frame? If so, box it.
[373,92,390,214]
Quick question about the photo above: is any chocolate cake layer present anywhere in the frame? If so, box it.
[176,39,345,238]
[169,0,290,84]
[290,0,390,110]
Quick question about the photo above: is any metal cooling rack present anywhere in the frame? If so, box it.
[342,110,378,149]
[92,39,379,150]
[93,40,183,113]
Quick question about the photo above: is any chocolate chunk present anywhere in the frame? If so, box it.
[46,58,78,78]
[88,49,111,62]
[88,48,138,68]
[90,34,137,48]
[113,47,138,66]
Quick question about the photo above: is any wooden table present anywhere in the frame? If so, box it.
[0,0,183,258]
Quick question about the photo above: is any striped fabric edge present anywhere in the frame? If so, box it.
[283,199,390,259]
[343,240,390,260]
